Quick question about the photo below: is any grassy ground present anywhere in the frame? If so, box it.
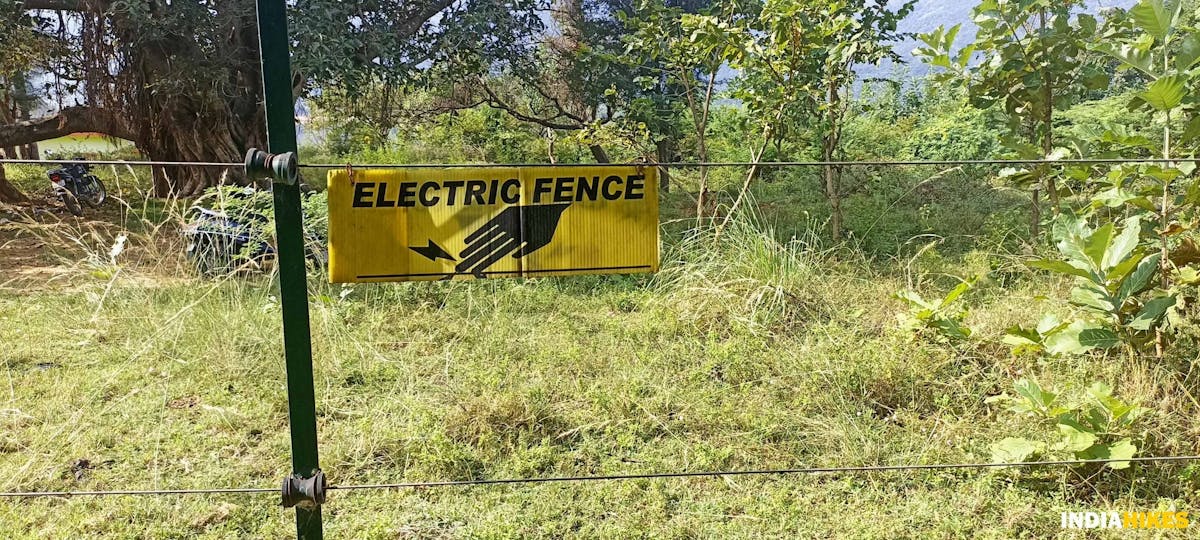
[0,173,1198,538]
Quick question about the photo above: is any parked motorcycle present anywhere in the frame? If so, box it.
[183,187,327,275]
[47,158,107,216]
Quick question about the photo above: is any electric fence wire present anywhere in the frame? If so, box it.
[2,157,1199,168]
[2,455,1198,499]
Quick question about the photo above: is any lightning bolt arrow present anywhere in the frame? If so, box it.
[409,240,456,262]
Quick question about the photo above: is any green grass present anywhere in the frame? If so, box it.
[1,200,1197,538]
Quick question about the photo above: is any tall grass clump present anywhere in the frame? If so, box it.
[653,208,844,335]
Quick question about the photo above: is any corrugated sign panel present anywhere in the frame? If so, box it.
[327,166,659,283]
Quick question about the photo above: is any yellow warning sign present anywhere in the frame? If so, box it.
[327,166,659,283]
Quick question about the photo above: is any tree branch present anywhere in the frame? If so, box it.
[0,106,134,148]
[395,0,455,40]
[479,80,583,131]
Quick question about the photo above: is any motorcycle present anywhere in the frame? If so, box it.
[47,159,107,216]
[183,187,327,275]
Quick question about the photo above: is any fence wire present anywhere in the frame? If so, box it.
[3,455,1198,499]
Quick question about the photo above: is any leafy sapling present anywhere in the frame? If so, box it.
[988,379,1146,469]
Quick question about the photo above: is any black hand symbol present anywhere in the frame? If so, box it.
[456,203,570,277]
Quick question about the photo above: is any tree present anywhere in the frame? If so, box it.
[0,3,58,202]
[916,0,1108,236]
[1,0,543,196]
[692,0,913,240]
[410,0,632,164]
[624,0,734,214]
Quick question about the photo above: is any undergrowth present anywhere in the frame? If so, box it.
[0,200,1197,538]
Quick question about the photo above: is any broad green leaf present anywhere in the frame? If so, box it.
[1177,32,1200,70]
[1106,251,1146,283]
[1071,285,1116,314]
[1138,75,1187,111]
[1084,439,1137,468]
[931,318,972,340]
[1052,215,1097,272]
[1086,382,1117,410]
[1181,117,1200,145]
[1083,223,1114,269]
[1014,379,1054,411]
[1177,267,1200,285]
[1045,321,1115,355]
[1103,438,1137,469]
[1102,217,1141,272]
[1127,295,1176,330]
[1044,321,1088,355]
[896,289,931,309]
[990,437,1041,463]
[1116,253,1161,301]
[1058,424,1098,452]
[1130,0,1182,41]
[1087,383,1142,423]
[1001,333,1037,346]
[1036,314,1067,336]
[1093,42,1156,77]
[938,280,972,309]
[1027,259,1094,280]
[1004,325,1041,344]
[1078,13,1098,35]
[1078,327,1120,349]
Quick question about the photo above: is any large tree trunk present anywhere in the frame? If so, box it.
[2,1,265,198]
[0,164,28,204]
[127,3,265,197]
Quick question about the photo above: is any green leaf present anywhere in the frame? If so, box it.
[1083,223,1114,270]
[1045,321,1115,355]
[1138,75,1187,111]
[1177,32,1200,70]
[1037,314,1068,336]
[896,289,932,309]
[1106,439,1138,469]
[1106,251,1146,283]
[1027,259,1094,280]
[1127,295,1176,330]
[1180,117,1200,145]
[1044,324,1086,356]
[1101,438,1138,469]
[1003,325,1041,345]
[931,318,972,340]
[938,280,972,309]
[1116,253,1161,301]
[1130,0,1182,41]
[1058,424,1098,452]
[1177,267,1200,285]
[1014,379,1055,411]
[1093,42,1157,77]
[1052,215,1097,272]
[1071,285,1117,313]
[1079,327,1120,349]
[1102,217,1141,272]
[991,437,1041,463]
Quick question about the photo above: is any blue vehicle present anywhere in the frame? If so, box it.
[47,159,107,216]
[183,188,326,275]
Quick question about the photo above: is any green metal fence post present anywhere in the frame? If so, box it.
[254,1,323,538]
